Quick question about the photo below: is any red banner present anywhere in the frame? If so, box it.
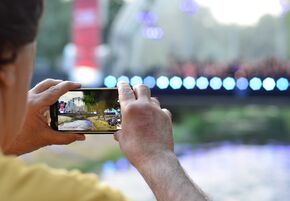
[72,0,101,69]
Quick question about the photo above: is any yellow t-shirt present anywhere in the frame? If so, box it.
[0,154,128,201]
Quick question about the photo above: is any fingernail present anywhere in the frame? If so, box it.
[117,80,128,86]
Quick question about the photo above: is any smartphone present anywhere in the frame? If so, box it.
[50,88,121,134]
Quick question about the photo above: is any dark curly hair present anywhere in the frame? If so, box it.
[0,0,43,65]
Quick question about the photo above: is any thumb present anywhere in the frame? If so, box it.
[46,130,86,145]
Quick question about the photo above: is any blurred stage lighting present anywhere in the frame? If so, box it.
[263,77,276,91]
[183,77,196,89]
[236,77,249,90]
[104,75,117,88]
[143,76,156,89]
[72,66,100,86]
[196,77,209,90]
[249,77,262,91]
[130,76,143,86]
[276,78,289,91]
[117,76,130,84]
[180,0,199,15]
[210,77,222,90]
[143,27,164,40]
[170,76,183,90]
[157,76,170,89]
[223,77,236,90]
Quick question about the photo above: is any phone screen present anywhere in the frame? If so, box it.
[50,89,121,134]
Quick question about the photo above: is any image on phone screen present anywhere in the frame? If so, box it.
[51,89,121,133]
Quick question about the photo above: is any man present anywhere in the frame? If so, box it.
[0,0,208,201]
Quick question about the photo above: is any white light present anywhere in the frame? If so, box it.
[249,77,262,91]
[223,77,236,90]
[170,76,183,90]
[183,77,196,89]
[195,0,283,26]
[236,77,249,90]
[210,77,222,90]
[71,66,101,86]
[104,75,117,88]
[263,77,276,91]
[196,77,209,90]
[144,76,156,89]
[130,76,143,86]
[157,76,170,89]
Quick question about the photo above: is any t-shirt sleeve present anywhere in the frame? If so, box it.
[0,156,129,201]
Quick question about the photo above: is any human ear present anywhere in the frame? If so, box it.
[0,63,16,88]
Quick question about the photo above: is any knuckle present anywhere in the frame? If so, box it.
[48,85,60,94]
[125,102,155,116]
[44,78,55,83]
[120,86,134,96]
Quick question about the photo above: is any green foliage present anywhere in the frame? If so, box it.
[173,106,290,145]
[103,0,123,43]
[37,0,72,68]
[67,147,123,173]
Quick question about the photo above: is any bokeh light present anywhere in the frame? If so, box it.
[157,76,170,89]
[263,77,276,91]
[143,76,156,89]
[236,77,249,90]
[183,77,196,89]
[249,77,262,91]
[223,77,236,90]
[276,78,289,91]
[170,76,183,90]
[210,77,223,90]
[196,77,209,90]
[118,76,130,84]
[130,76,143,86]
[104,75,117,88]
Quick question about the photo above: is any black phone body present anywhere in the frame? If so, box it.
[50,88,121,134]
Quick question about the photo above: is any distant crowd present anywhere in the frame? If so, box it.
[142,57,290,79]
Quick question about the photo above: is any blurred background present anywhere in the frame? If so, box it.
[23,0,290,200]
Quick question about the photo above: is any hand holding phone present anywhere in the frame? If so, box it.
[50,89,121,134]
[4,80,85,155]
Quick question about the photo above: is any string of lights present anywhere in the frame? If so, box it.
[104,75,290,92]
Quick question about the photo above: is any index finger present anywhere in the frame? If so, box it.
[30,79,63,94]
[39,81,81,106]
[117,81,136,108]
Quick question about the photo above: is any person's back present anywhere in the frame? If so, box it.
[0,154,127,201]
[0,1,208,201]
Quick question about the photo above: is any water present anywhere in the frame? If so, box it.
[101,144,290,201]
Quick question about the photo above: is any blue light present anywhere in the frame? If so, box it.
[118,76,130,84]
[236,77,249,90]
[196,77,209,90]
[223,77,236,90]
[170,76,183,90]
[183,77,195,89]
[130,76,143,86]
[210,77,222,90]
[157,76,170,89]
[263,77,276,91]
[104,75,117,88]
[180,0,199,15]
[144,76,156,89]
[137,11,157,26]
[143,26,164,40]
[276,78,289,91]
[249,77,262,91]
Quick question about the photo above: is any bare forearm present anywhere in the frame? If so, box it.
[137,151,209,201]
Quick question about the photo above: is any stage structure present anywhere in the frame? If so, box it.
[66,0,103,86]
